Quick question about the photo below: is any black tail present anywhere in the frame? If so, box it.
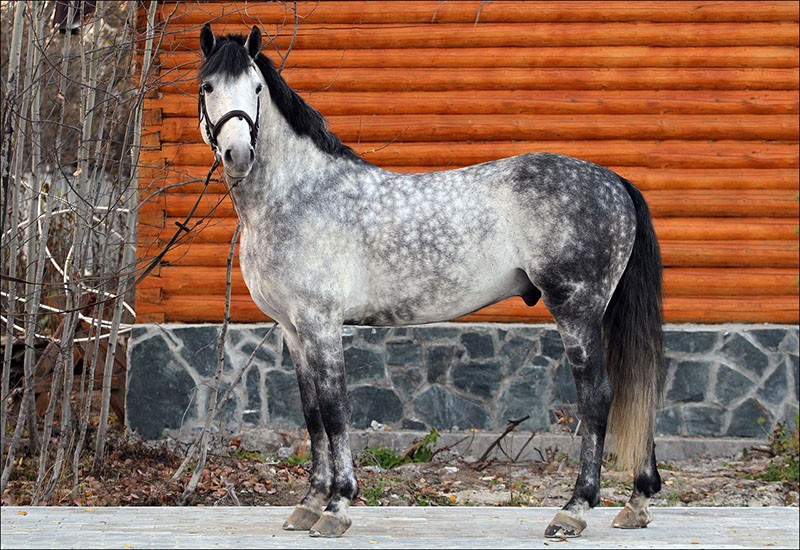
[603,177,665,472]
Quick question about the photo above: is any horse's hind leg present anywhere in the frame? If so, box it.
[544,301,611,538]
[281,329,334,531]
[613,442,661,529]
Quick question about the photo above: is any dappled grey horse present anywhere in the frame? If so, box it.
[196,24,665,538]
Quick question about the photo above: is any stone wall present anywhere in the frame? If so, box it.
[126,323,798,443]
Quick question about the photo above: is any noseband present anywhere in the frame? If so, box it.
[198,87,260,154]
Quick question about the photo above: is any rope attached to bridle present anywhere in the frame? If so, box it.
[135,88,259,287]
[134,156,219,287]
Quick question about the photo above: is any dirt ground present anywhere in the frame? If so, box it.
[2,428,797,509]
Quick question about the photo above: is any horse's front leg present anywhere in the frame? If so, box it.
[295,321,358,538]
[282,330,334,531]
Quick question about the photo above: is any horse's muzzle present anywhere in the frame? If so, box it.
[222,144,255,179]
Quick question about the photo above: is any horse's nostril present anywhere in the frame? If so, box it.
[249,148,255,163]
[224,148,234,163]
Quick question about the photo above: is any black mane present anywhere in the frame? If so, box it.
[200,34,361,161]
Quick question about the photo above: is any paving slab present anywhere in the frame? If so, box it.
[1,506,798,549]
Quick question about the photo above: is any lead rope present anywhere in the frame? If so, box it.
[136,89,257,286]
[134,156,220,287]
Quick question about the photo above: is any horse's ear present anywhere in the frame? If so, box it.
[200,23,215,58]
[246,25,262,58]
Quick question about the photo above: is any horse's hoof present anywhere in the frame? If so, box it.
[282,505,321,531]
[612,503,652,529]
[309,512,352,538]
[544,510,587,538]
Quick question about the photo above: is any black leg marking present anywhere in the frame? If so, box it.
[613,442,661,529]
[296,323,357,538]
[282,331,333,531]
[543,292,611,538]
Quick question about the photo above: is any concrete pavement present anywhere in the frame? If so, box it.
[2,505,798,549]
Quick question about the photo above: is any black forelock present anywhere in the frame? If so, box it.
[199,34,252,80]
[200,33,362,162]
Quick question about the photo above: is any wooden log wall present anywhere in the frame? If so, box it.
[137,1,799,324]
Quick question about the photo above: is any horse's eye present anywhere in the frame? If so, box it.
[255,84,263,94]
[202,82,213,93]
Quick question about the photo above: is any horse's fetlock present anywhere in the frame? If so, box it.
[635,469,662,497]
[310,478,333,498]
[335,477,359,501]
[573,484,600,509]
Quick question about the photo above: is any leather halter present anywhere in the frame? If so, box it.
[198,87,260,154]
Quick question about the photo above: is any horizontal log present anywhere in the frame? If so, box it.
[359,141,800,169]
[660,240,799,268]
[159,1,800,25]
[142,108,162,126]
[157,190,799,220]
[663,268,799,295]
[653,218,798,240]
[139,165,800,193]
[659,297,798,323]
[608,168,800,191]
[160,46,800,69]
[151,240,798,269]
[140,141,799,170]
[136,312,165,324]
[456,296,799,323]
[377,168,800,191]
[148,90,800,118]
[156,217,797,245]
[160,67,800,94]
[133,293,799,324]
[645,190,799,217]
[140,266,799,298]
[162,23,800,50]
[157,114,800,143]
[135,295,271,323]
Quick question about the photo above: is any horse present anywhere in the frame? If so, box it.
[195,24,666,538]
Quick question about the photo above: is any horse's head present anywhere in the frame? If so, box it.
[198,24,265,180]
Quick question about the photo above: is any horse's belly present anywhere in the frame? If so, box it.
[344,266,529,326]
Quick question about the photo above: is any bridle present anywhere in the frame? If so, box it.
[137,83,261,287]
[198,85,260,155]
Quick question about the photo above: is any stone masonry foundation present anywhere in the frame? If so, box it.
[126,323,798,446]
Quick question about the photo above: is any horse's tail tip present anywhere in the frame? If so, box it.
[604,176,665,472]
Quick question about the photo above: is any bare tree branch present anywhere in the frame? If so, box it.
[179,223,240,504]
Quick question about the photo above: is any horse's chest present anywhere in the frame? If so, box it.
[238,224,333,317]
[238,230,285,316]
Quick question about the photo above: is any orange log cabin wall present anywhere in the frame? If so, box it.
[136,1,800,325]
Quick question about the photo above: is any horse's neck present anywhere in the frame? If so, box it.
[230,101,375,224]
